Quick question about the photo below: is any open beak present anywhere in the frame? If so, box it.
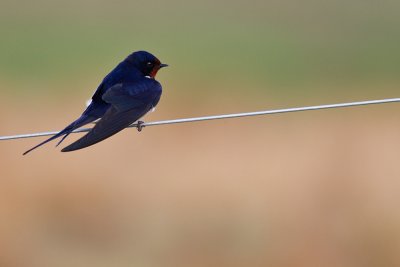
[160,63,169,68]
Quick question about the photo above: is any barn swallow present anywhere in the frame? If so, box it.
[23,51,167,155]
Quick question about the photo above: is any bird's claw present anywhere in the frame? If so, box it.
[136,121,145,132]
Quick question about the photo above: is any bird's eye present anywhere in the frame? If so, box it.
[146,62,153,66]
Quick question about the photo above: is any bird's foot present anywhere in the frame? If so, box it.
[136,121,145,132]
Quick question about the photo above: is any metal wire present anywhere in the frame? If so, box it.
[1,97,399,141]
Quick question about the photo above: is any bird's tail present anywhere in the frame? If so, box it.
[22,115,97,155]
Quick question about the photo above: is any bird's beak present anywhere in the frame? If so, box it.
[160,63,168,68]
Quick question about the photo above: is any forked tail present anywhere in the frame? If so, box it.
[23,115,97,155]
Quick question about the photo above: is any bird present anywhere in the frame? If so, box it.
[23,51,168,155]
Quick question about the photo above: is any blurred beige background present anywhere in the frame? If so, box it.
[1,1,400,266]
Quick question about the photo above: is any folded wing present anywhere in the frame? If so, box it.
[61,81,162,152]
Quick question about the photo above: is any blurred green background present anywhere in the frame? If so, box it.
[1,1,400,267]
[1,0,399,95]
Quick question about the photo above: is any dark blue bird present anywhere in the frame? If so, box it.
[23,51,167,155]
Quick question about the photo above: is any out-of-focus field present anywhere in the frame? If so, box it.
[2,93,400,267]
[1,0,400,266]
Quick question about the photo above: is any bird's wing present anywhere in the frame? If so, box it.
[61,81,161,152]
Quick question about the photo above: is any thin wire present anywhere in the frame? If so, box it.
[1,97,399,141]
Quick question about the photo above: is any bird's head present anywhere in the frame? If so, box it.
[126,51,168,78]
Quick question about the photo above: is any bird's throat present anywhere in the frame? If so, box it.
[149,67,160,78]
